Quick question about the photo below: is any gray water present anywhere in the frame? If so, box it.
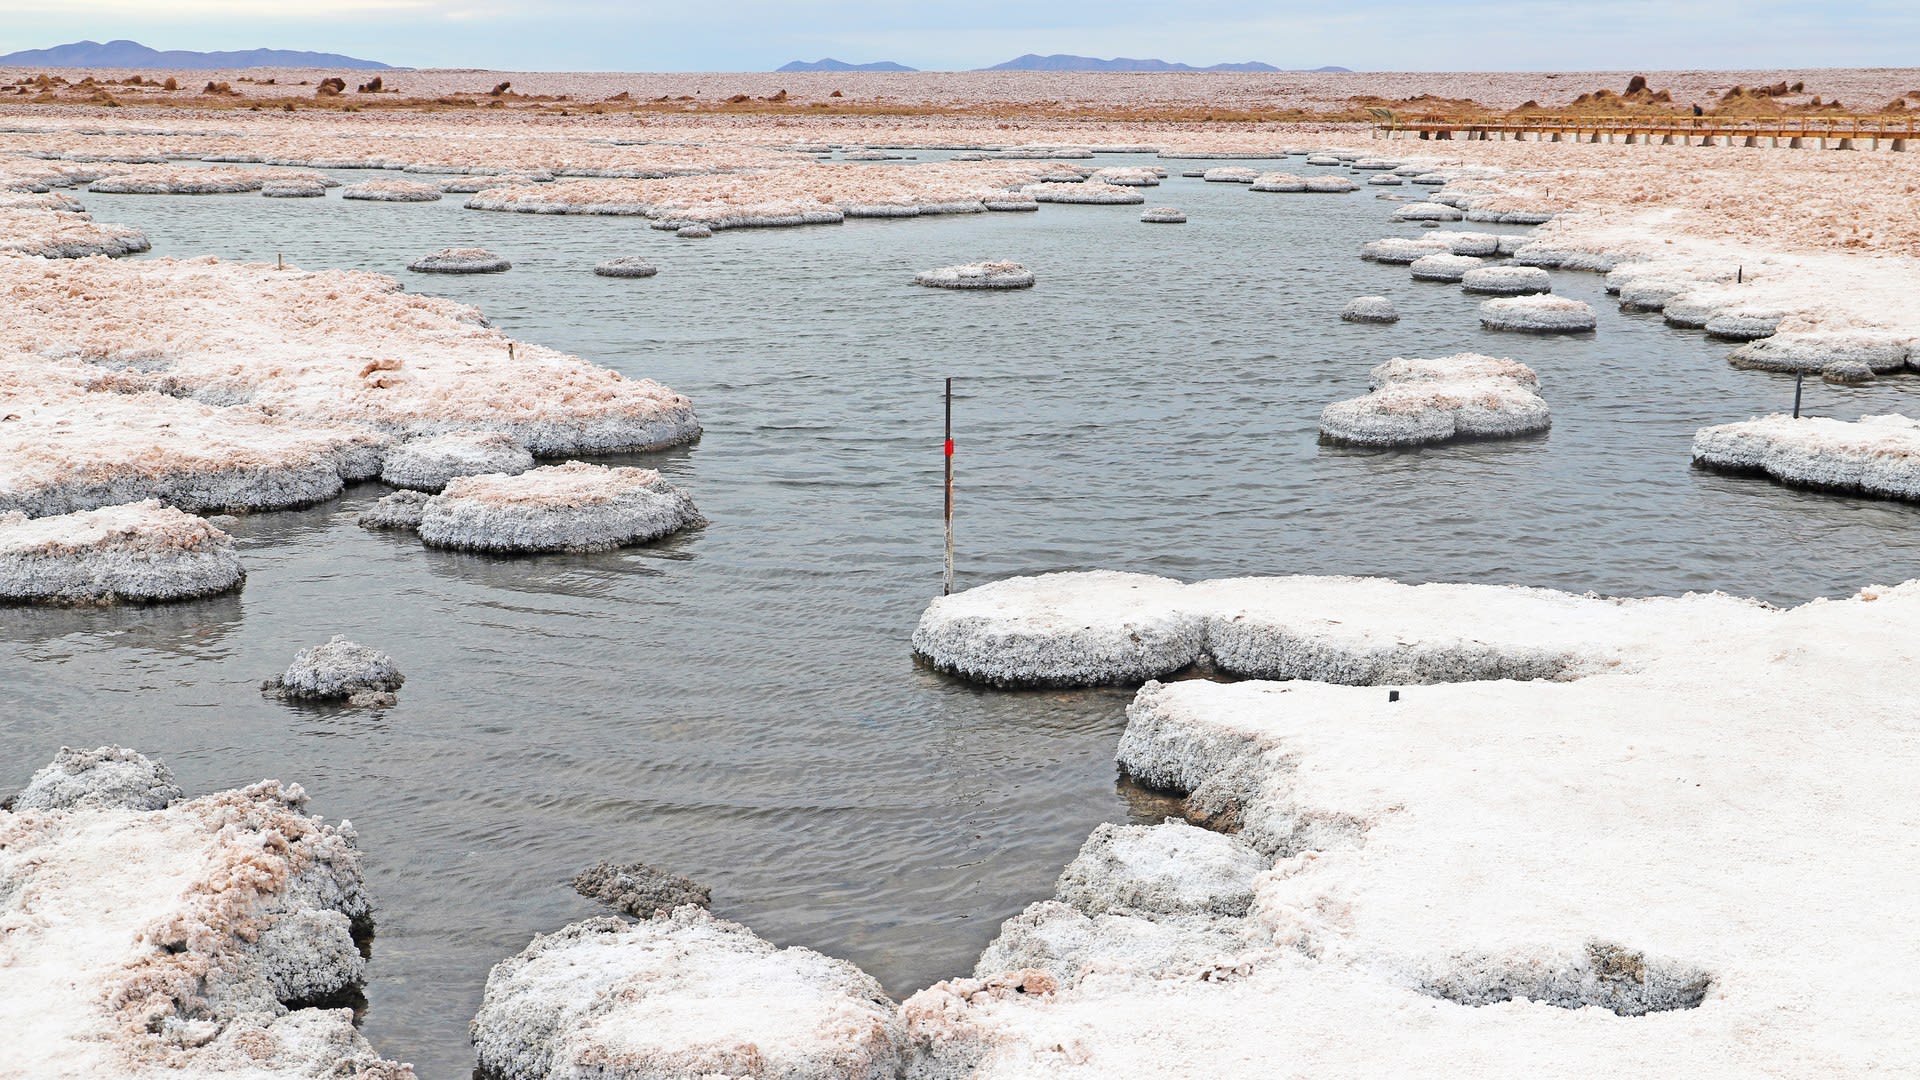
[4,158,1918,1078]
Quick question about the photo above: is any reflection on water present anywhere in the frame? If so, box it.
[5,156,1919,1076]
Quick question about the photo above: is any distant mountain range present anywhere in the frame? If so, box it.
[0,39,393,70]
[777,58,918,72]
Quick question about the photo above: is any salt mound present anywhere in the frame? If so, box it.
[1360,237,1449,264]
[1304,176,1358,193]
[1461,265,1552,295]
[1341,296,1399,324]
[89,167,305,195]
[1662,295,1721,329]
[1409,253,1483,282]
[263,635,405,706]
[1511,243,1618,272]
[1320,353,1549,447]
[1428,230,1502,257]
[1692,414,1920,501]
[406,247,511,274]
[593,255,659,278]
[1617,278,1696,312]
[0,756,405,1078]
[379,431,535,492]
[1350,159,1402,171]
[911,570,1204,687]
[1391,203,1464,222]
[1703,311,1783,342]
[1480,295,1596,333]
[916,261,1035,290]
[417,461,703,553]
[1029,181,1144,204]
[470,910,906,1080]
[1140,207,1187,223]
[1250,173,1307,192]
[1202,167,1260,184]
[261,178,327,198]
[340,179,441,202]
[1055,820,1265,918]
[1090,167,1160,187]
[0,205,150,258]
[1823,361,1875,385]
[677,224,711,238]
[1366,175,1404,186]
[358,490,430,531]
[572,859,712,918]
[13,746,182,811]
[1727,332,1912,374]
[1304,154,1342,166]
[0,500,245,605]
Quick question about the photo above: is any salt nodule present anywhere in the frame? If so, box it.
[1320,353,1549,447]
[915,261,1035,290]
[1359,236,1449,264]
[1202,167,1260,184]
[405,247,511,274]
[1509,242,1617,272]
[1461,264,1552,295]
[469,910,907,1080]
[1340,296,1399,324]
[339,179,442,202]
[1409,253,1484,282]
[0,500,245,605]
[1139,207,1187,224]
[1726,332,1913,374]
[1616,278,1697,312]
[1304,154,1341,166]
[414,461,704,553]
[378,431,536,492]
[1479,294,1597,333]
[571,859,712,919]
[1691,413,1920,501]
[263,635,406,706]
[1391,202,1464,222]
[592,255,659,278]
[0,753,408,1077]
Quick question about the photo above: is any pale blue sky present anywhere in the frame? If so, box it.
[4,0,1917,71]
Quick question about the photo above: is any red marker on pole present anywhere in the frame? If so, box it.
[943,377,954,596]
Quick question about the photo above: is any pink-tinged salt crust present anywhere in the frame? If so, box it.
[85,164,329,195]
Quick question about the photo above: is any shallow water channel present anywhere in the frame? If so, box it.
[5,154,1919,1076]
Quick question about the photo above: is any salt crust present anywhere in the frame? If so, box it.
[405,247,511,274]
[915,262,1035,290]
[1027,180,1143,205]
[378,431,535,493]
[1321,353,1548,447]
[1409,252,1483,282]
[1479,294,1596,333]
[1727,332,1913,374]
[262,636,405,706]
[592,255,659,278]
[1249,173,1307,192]
[1340,296,1398,323]
[1692,413,1920,501]
[0,500,244,604]
[1201,167,1259,184]
[1426,230,1501,257]
[261,179,327,198]
[0,753,409,1078]
[1391,202,1463,222]
[469,909,906,1080]
[572,860,712,919]
[0,204,150,257]
[1139,207,1186,223]
[339,179,441,202]
[1460,265,1552,295]
[87,166,326,196]
[410,461,704,553]
[903,579,1920,1076]
[356,490,429,531]
[1361,236,1449,265]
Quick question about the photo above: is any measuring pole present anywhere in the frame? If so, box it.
[1793,371,1804,418]
[943,378,954,596]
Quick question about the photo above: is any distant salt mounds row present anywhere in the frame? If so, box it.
[360,461,703,553]
[1,500,243,605]
[1321,354,1549,447]
[912,570,1772,688]
[1693,413,1920,502]
[915,261,1034,290]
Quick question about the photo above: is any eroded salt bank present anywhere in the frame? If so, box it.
[379,432,535,492]
[1692,413,1920,501]
[0,500,244,605]
[1320,354,1549,447]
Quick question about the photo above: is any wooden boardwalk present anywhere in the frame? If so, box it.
[1377,114,1916,151]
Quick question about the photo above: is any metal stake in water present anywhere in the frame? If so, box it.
[1793,371,1804,418]
[943,377,954,596]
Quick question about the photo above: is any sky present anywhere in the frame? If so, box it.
[3,0,1917,72]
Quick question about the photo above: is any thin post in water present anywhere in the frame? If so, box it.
[1793,371,1804,418]
[943,377,954,596]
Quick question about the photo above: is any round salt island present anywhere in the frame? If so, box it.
[676,224,712,238]
[1392,202,1465,222]
[406,247,512,274]
[1,501,244,606]
[417,461,704,553]
[1704,311,1783,342]
[1462,265,1552,295]
[380,431,535,492]
[1480,295,1598,334]
[261,179,327,198]
[1304,176,1359,193]
[1361,237,1450,264]
[1202,167,1260,183]
[1342,296,1400,324]
[1320,353,1549,447]
[1410,253,1484,283]
[1250,173,1307,192]
[1140,207,1187,224]
[263,635,405,707]
[340,179,442,202]
[593,256,659,278]
[915,261,1035,290]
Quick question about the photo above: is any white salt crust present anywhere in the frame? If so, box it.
[592,256,659,278]
[1304,176,1359,193]
[263,636,405,706]
[1340,296,1399,324]
[1139,208,1186,224]
[1053,820,1265,919]
[412,461,704,553]
[1089,167,1160,187]
[0,500,244,605]
[470,909,906,1080]
[1692,413,1920,501]
[1320,353,1549,447]
[916,262,1035,290]
[903,579,1920,1077]
[339,179,441,202]
[1409,253,1483,283]
[378,432,535,493]
[405,247,511,274]
[1367,175,1404,186]
[1461,265,1552,295]
[1479,294,1596,333]
[0,756,409,1078]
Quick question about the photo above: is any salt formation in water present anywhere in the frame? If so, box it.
[0,500,245,605]
[1304,176,1359,193]
[263,635,406,706]
[1662,296,1720,330]
[1028,180,1143,205]
[1391,202,1464,222]
[12,746,183,812]
[1090,167,1161,186]
[1320,353,1549,447]
[1341,296,1399,323]
[415,462,704,553]
[1428,231,1502,257]
[1727,332,1913,374]
[593,255,659,277]
[261,178,328,198]
[88,167,326,196]
[1480,294,1596,333]
[1140,207,1187,223]
[470,910,906,1080]
[1053,819,1265,919]
[1367,175,1404,186]
[1360,237,1449,264]
[677,223,712,237]
[379,431,535,492]
[916,261,1035,290]
[340,179,442,202]
[1702,311,1783,342]
[405,247,511,274]
[1823,361,1875,385]
[1202,167,1260,183]
[1461,265,1552,295]
[1409,253,1483,282]
[0,752,408,1078]
[1616,277,1696,312]
[572,859,712,918]
[1692,413,1920,501]
[0,202,151,258]
[357,490,430,531]
[1250,173,1307,192]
